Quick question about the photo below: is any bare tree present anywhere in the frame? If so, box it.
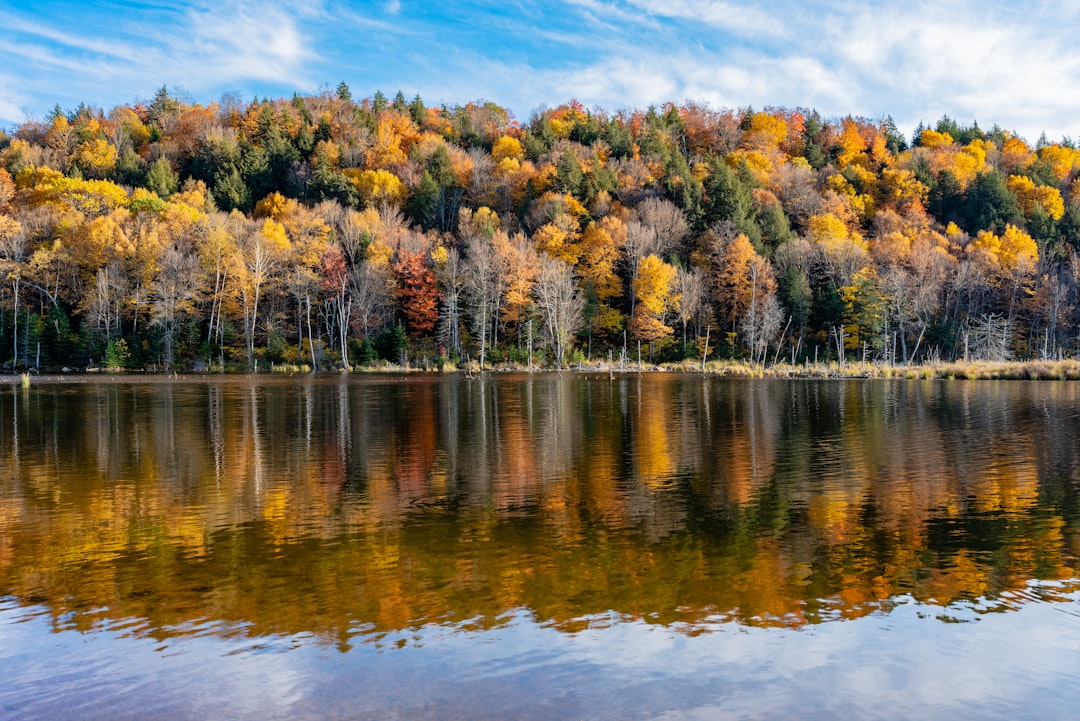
[533,256,584,367]
[464,235,507,369]
[675,266,707,346]
[86,262,127,345]
[150,246,200,369]
[434,245,466,360]
[350,261,393,345]
[635,196,689,253]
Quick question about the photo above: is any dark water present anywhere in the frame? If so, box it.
[2,374,1080,720]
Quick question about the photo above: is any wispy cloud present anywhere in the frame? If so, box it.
[2,0,1080,142]
[174,0,317,86]
[624,0,784,38]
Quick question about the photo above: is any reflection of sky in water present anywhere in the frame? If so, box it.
[4,377,1080,718]
[5,591,1080,721]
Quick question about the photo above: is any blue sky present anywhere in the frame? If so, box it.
[2,0,1079,144]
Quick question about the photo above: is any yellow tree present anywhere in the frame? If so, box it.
[197,214,241,363]
[1006,175,1064,221]
[711,232,758,326]
[278,199,331,367]
[497,232,542,366]
[970,223,1039,328]
[630,253,677,355]
[74,139,118,179]
[344,169,407,208]
[577,215,626,336]
[0,211,27,366]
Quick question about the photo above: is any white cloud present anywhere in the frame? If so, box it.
[176,1,315,86]
[0,75,27,125]
[4,0,1080,143]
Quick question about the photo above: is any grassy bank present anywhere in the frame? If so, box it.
[7,358,1080,382]
[652,359,1080,380]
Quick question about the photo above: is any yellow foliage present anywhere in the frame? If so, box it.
[15,164,62,190]
[998,224,1038,272]
[836,118,869,168]
[430,245,449,265]
[944,144,987,189]
[1000,136,1035,173]
[790,155,812,171]
[1037,185,1066,221]
[808,212,867,253]
[971,229,1001,259]
[548,116,572,139]
[634,254,677,316]
[161,198,204,228]
[0,214,23,248]
[18,165,129,216]
[171,180,210,211]
[369,111,420,168]
[972,224,1038,274]
[1037,145,1080,183]
[826,173,855,197]
[314,139,340,168]
[534,218,581,264]
[871,230,911,264]
[850,193,876,222]
[459,206,500,238]
[743,112,787,151]
[259,218,291,252]
[846,163,878,193]
[74,139,118,177]
[254,191,289,219]
[491,135,524,163]
[869,133,889,164]
[728,149,774,185]
[345,169,407,207]
[919,129,954,149]
[1007,175,1065,220]
[878,167,928,209]
[73,210,134,269]
[498,156,521,174]
[367,238,394,268]
[578,217,624,302]
[960,141,987,167]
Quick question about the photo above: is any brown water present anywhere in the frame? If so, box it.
[2,374,1080,720]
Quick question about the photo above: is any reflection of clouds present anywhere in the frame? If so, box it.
[6,594,1080,719]
[1,603,311,720]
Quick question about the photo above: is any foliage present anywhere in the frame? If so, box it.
[2,91,1079,369]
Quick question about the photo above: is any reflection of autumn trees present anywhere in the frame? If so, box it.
[1,377,1079,643]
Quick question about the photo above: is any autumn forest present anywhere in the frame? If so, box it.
[2,85,1080,372]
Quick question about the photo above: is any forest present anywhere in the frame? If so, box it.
[2,84,1080,371]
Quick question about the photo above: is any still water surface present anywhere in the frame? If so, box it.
[2,374,1080,719]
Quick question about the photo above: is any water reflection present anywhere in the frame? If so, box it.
[1,375,1079,646]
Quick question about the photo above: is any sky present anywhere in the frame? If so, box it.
[2,0,1080,144]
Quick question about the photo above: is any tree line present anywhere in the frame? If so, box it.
[2,85,1080,371]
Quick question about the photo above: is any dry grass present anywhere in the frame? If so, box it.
[655,359,1080,381]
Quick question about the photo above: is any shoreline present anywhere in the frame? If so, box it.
[5,358,1080,382]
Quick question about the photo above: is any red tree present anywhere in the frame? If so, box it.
[393,249,439,335]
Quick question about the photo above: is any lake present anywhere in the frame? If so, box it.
[2,374,1079,720]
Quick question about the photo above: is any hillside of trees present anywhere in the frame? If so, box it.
[2,85,1080,371]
